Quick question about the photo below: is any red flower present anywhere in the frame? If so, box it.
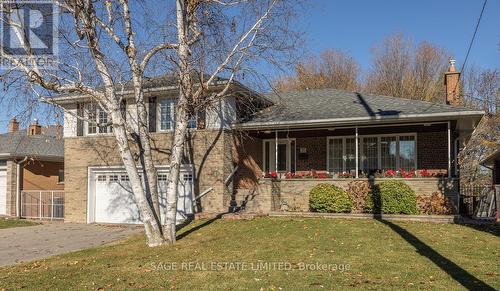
[384,169,396,177]
[270,171,278,178]
[418,169,432,177]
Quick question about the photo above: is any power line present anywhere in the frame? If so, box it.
[459,0,488,78]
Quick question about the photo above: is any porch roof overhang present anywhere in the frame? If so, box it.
[234,111,485,131]
[481,149,500,167]
[0,152,64,162]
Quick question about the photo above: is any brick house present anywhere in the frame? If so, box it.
[53,62,483,224]
[0,119,64,219]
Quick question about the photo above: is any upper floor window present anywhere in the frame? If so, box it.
[158,98,197,130]
[159,98,176,131]
[187,114,197,129]
[87,104,112,135]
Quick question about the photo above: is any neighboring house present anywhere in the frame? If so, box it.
[54,62,483,224]
[0,119,64,219]
[480,149,500,221]
[481,149,500,185]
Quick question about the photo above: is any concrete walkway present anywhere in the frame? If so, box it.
[0,223,141,267]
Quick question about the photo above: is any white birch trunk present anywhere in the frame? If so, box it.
[110,109,165,246]
[162,0,192,243]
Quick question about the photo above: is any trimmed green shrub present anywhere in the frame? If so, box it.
[309,183,352,213]
[365,180,418,214]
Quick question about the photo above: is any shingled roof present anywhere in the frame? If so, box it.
[51,73,233,102]
[239,88,484,129]
[0,126,64,160]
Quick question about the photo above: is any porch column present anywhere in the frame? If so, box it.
[447,121,451,178]
[355,126,359,178]
[275,130,278,172]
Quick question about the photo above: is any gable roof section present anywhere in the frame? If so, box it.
[0,126,64,161]
[50,74,266,104]
[238,88,484,129]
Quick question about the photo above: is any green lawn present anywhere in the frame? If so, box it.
[0,218,498,290]
[0,218,37,229]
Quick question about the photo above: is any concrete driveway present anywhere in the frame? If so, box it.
[0,223,141,267]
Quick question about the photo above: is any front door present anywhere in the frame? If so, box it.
[263,139,296,173]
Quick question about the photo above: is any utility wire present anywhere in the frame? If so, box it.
[457,0,488,84]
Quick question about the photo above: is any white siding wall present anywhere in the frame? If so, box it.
[126,101,139,132]
[205,97,237,130]
[62,95,237,137]
[63,103,78,138]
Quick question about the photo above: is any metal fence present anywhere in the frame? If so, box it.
[460,185,498,219]
[21,191,64,220]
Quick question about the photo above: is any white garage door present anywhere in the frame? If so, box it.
[0,170,6,215]
[90,167,193,225]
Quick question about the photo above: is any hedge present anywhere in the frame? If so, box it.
[309,183,352,213]
[365,180,418,214]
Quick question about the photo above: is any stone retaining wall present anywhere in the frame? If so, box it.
[236,178,459,214]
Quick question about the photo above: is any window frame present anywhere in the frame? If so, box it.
[57,169,65,184]
[157,97,176,132]
[327,133,418,174]
[85,103,112,136]
[262,138,297,173]
[157,97,199,131]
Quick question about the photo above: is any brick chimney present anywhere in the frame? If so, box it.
[8,118,19,133]
[27,119,42,136]
[444,59,461,107]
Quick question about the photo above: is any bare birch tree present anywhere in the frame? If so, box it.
[0,0,300,246]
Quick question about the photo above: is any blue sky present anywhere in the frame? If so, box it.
[0,0,498,133]
[300,0,499,71]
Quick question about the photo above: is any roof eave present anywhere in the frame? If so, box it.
[0,152,63,162]
[481,150,500,166]
[48,80,256,105]
[234,111,485,130]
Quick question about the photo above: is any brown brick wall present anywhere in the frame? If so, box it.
[232,135,263,189]
[417,131,448,170]
[234,131,450,190]
[64,130,232,223]
[296,137,327,171]
[22,161,64,191]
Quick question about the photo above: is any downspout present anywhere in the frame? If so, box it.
[447,121,451,179]
[16,157,28,218]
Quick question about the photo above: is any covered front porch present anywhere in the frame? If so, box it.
[231,120,476,214]
[236,121,465,182]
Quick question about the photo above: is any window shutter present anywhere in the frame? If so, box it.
[197,109,206,130]
[76,103,84,136]
[148,97,157,132]
[120,100,127,121]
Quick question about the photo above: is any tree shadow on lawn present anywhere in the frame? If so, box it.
[378,219,495,290]
[176,213,225,241]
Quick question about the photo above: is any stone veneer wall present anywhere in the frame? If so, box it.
[64,129,233,223]
[237,178,459,214]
